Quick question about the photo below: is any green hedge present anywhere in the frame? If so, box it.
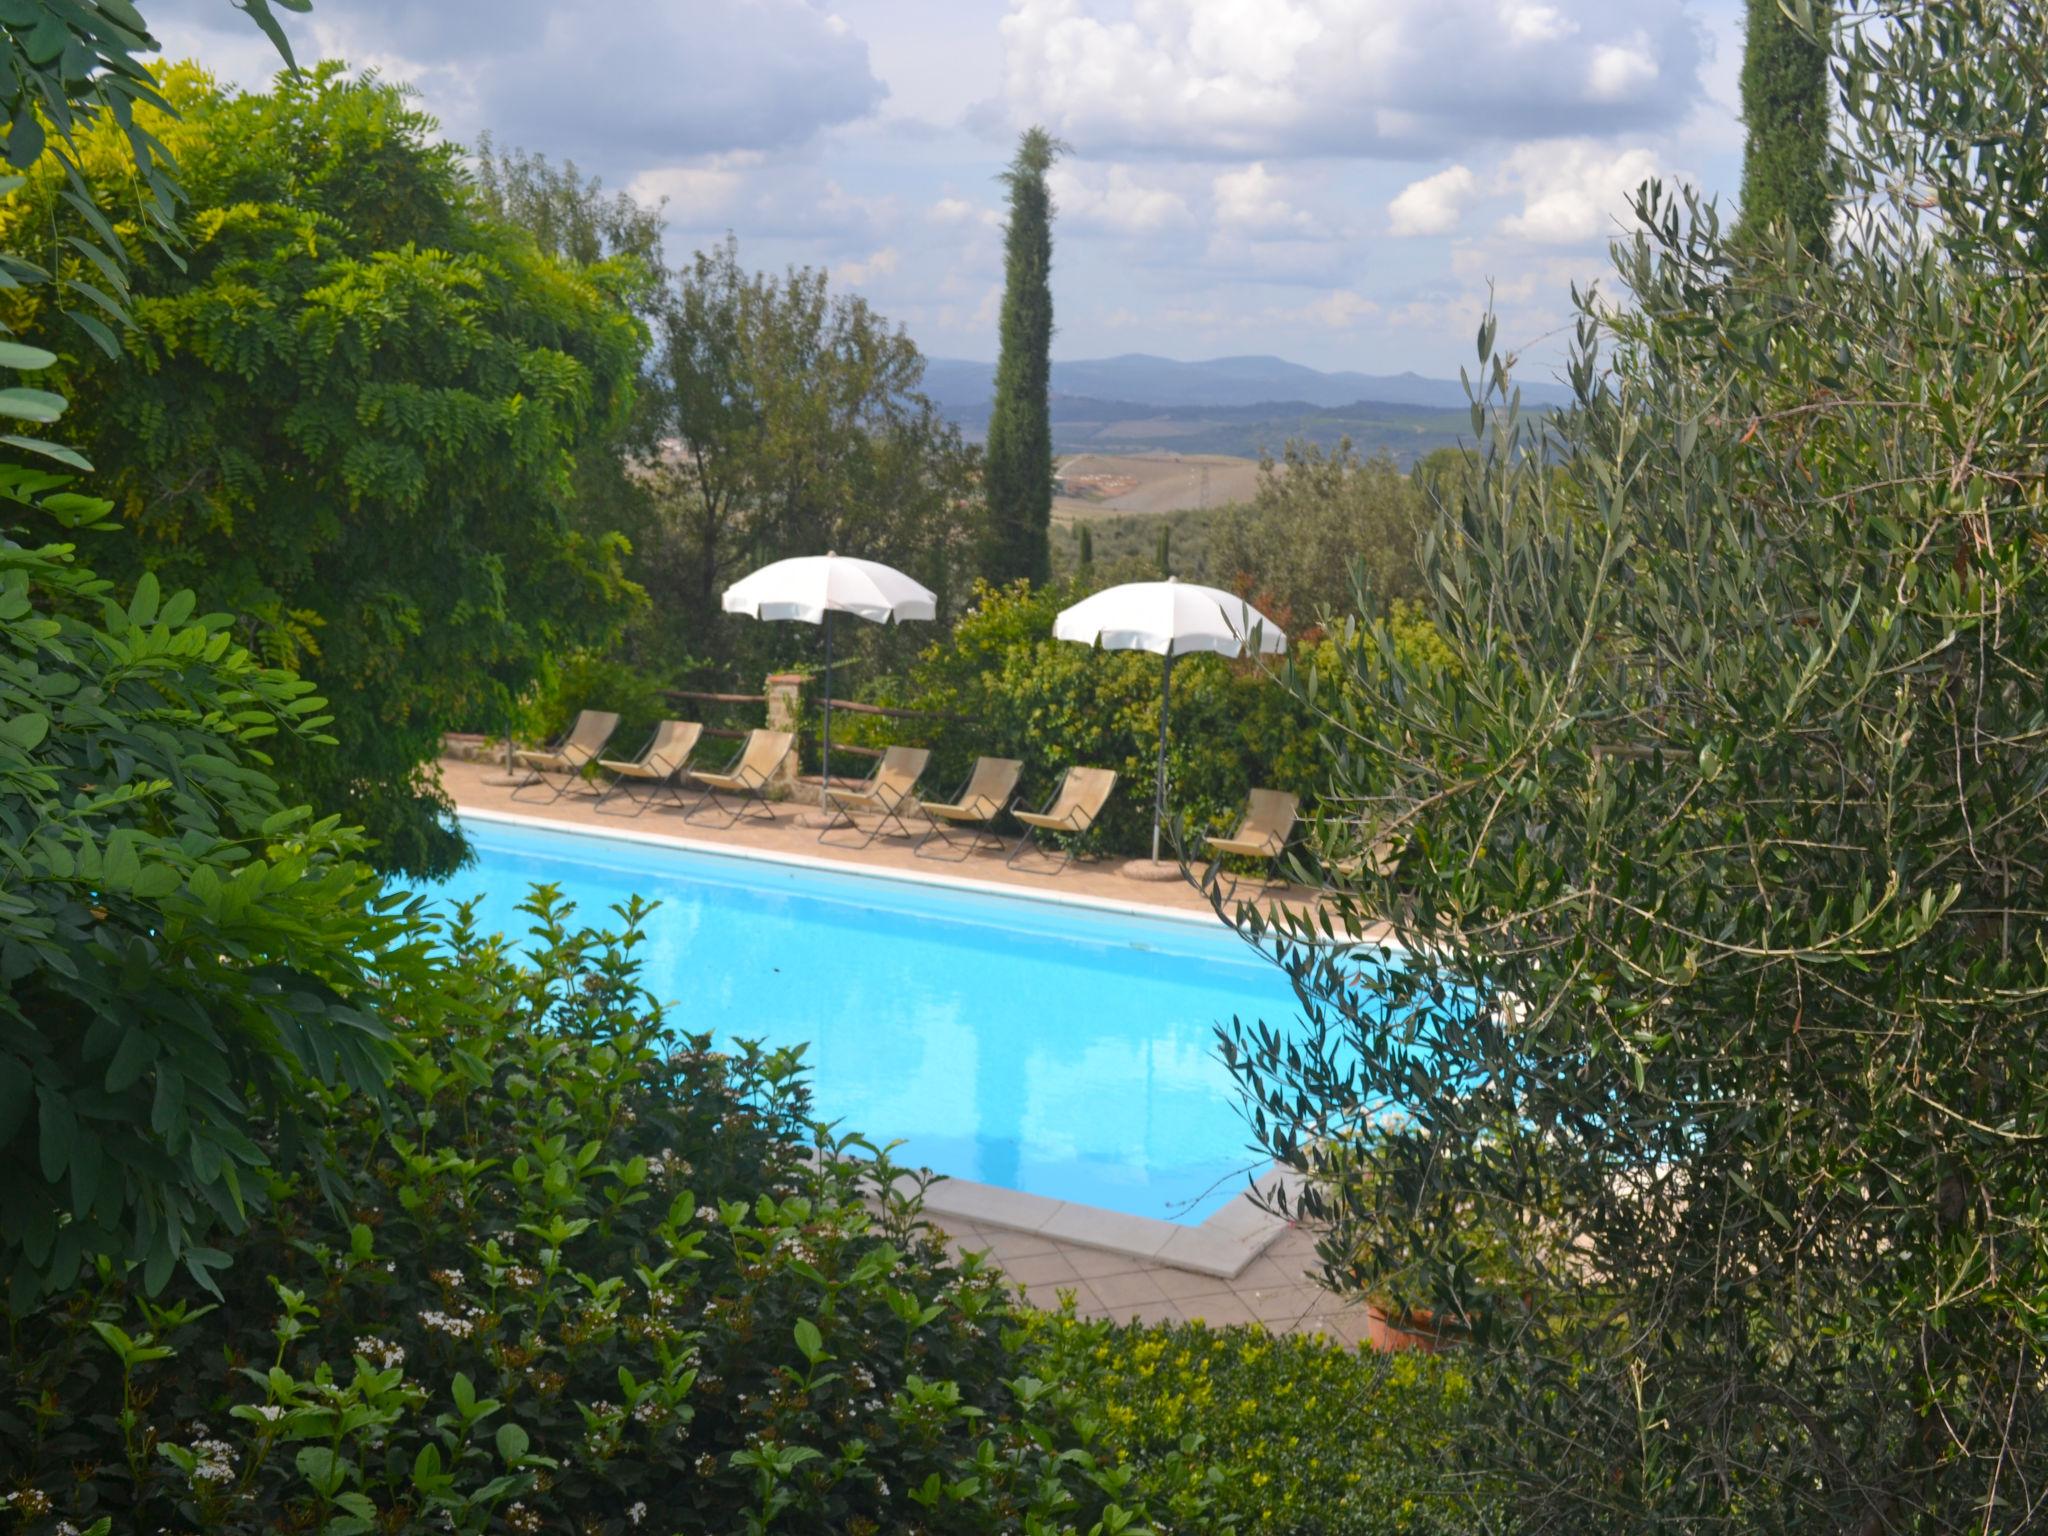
[0,894,1222,1535]
[1026,1314,1496,1535]
[0,885,1494,1534]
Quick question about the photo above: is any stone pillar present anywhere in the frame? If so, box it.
[763,672,809,800]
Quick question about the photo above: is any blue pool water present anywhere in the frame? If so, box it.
[421,816,1311,1223]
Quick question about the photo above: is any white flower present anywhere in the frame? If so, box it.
[628,1502,648,1526]
[354,1336,406,1369]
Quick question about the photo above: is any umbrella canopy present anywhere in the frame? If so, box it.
[722,554,936,804]
[1053,579,1285,658]
[1054,579,1287,863]
[722,554,936,626]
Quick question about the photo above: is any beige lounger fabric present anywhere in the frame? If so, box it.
[1013,766,1117,834]
[921,757,1023,824]
[691,729,794,791]
[1205,788,1299,859]
[515,709,619,772]
[826,745,930,814]
[598,719,702,779]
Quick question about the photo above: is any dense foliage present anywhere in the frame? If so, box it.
[1227,4,2048,1528]
[982,128,1060,590]
[1735,0,1832,253]
[1026,1314,1494,1534]
[635,236,979,685]
[0,476,428,1308]
[0,65,647,878]
[835,577,1450,859]
[1210,442,1428,635]
[4,893,1259,1535]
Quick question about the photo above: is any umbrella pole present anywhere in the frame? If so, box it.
[1153,645,1174,863]
[821,609,833,809]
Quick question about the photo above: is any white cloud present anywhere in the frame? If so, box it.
[1502,3,1576,46]
[837,247,901,285]
[628,153,762,218]
[1498,139,1665,244]
[1587,34,1660,102]
[998,0,1704,157]
[1047,161,1194,235]
[927,195,1001,230]
[1211,163,1316,233]
[1388,164,1478,236]
[1299,289,1381,328]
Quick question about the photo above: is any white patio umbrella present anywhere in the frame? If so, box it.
[722,553,936,805]
[1053,578,1286,863]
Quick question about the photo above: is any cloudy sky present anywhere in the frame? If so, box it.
[150,0,1748,381]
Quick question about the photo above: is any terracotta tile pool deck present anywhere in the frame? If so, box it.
[439,755,1410,1349]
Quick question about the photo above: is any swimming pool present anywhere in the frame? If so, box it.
[420,815,1307,1224]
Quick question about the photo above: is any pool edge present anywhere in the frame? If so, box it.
[456,804,1230,929]
[911,1168,1296,1280]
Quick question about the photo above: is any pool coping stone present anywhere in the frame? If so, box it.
[460,804,1229,929]
[910,1169,1296,1280]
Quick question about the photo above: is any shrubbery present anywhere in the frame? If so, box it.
[1,894,1236,1534]
[838,578,1450,860]
[1027,1315,1494,1535]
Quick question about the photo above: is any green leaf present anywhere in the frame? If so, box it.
[793,1317,826,1364]
[105,1027,160,1092]
[2,434,93,470]
[0,387,67,423]
[0,710,47,752]
[0,340,56,369]
[495,1422,529,1463]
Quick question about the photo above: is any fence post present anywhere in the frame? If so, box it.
[763,672,808,799]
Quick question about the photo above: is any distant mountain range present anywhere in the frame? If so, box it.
[922,352,1573,418]
[921,352,1569,465]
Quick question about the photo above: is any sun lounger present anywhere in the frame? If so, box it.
[683,728,794,828]
[1007,766,1117,872]
[1202,788,1299,895]
[511,709,620,803]
[914,756,1024,861]
[593,720,703,816]
[818,745,931,848]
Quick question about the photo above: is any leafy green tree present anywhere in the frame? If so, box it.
[471,132,667,280]
[1,470,428,1306]
[1735,0,1833,253]
[640,236,978,681]
[1211,439,1426,635]
[982,126,1060,588]
[1226,5,2048,1527]
[0,65,647,877]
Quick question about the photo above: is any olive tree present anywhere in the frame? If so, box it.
[1224,5,2048,1529]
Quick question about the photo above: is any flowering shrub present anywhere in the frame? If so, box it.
[0,893,1222,1534]
[1026,1314,1496,1534]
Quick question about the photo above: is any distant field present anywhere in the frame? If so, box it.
[1053,451,1262,519]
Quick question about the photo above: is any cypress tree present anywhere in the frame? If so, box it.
[983,127,1061,587]
[1735,0,1833,254]
[1077,523,1093,569]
